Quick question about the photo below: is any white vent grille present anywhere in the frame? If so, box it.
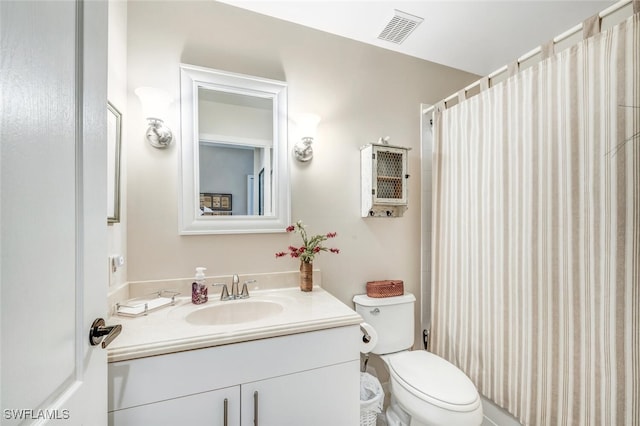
[378,10,423,44]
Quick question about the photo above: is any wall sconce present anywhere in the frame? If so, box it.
[134,87,173,149]
[293,113,321,162]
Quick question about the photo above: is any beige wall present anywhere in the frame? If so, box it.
[125,1,477,315]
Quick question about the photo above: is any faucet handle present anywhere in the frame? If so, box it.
[213,283,230,300]
[239,280,256,299]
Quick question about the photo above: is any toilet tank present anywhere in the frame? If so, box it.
[353,293,416,355]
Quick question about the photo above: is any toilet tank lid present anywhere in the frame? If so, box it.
[353,293,415,307]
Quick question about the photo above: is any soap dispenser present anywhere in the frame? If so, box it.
[192,267,208,304]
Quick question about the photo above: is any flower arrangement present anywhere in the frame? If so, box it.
[275,220,339,263]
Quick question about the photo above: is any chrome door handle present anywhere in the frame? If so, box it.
[89,318,122,348]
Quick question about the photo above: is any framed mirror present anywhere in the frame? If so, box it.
[179,64,290,234]
[107,101,122,224]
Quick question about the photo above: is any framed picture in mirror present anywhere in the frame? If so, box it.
[200,192,232,215]
[107,102,122,224]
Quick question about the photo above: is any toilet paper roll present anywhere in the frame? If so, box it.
[359,322,378,353]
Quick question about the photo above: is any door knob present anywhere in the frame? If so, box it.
[89,318,122,348]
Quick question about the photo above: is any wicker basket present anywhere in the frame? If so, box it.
[359,410,378,426]
[360,372,383,426]
[366,280,404,298]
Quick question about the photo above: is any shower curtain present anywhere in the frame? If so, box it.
[431,12,639,426]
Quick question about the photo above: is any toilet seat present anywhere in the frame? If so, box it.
[387,351,480,412]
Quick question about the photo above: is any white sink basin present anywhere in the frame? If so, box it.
[186,300,284,326]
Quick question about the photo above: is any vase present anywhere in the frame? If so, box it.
[300,261,313,292]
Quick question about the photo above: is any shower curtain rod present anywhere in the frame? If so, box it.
[422,0,633,115]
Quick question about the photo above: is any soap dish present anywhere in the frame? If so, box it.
[115,290,180,317]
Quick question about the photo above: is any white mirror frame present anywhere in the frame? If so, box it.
[179,64,290,234]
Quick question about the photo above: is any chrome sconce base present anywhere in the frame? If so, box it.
[145,118,173,149]
[293,136,314,162]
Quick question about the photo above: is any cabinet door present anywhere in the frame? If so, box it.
[373,146,408,204]
[240,360,359,426]
[109,386,240,426]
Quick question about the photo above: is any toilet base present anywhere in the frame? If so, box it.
[385,402,409,426]
[385,397,427,426]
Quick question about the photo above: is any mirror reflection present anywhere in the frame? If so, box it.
[179,63,290,235]
[198,89,272,216]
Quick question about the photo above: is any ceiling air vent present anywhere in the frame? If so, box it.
[378,9,424,44]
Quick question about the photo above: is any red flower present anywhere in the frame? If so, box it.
[276,221,340,263]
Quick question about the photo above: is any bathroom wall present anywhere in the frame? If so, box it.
[124,1,477,324]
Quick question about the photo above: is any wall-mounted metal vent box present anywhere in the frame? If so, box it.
[360,143,410,217]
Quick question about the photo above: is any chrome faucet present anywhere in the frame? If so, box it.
[231,274,240,298]
[214,275,256,301]
[239,279,256,299]
[213,282,231,301]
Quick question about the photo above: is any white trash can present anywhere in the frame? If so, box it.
[360,372,384,426]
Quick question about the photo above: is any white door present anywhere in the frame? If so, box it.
[1,1,109,424]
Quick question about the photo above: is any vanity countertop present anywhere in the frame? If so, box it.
[107,287,362,363]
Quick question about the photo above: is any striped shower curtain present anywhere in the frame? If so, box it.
[431,12,639,426]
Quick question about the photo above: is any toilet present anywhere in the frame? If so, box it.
[354,293,483,426]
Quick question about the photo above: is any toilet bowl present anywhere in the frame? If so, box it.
[353,293,483,426]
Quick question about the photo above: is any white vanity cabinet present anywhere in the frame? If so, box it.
[108,326,360,426]
[240,361,356,426]
[109,386,240,425]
